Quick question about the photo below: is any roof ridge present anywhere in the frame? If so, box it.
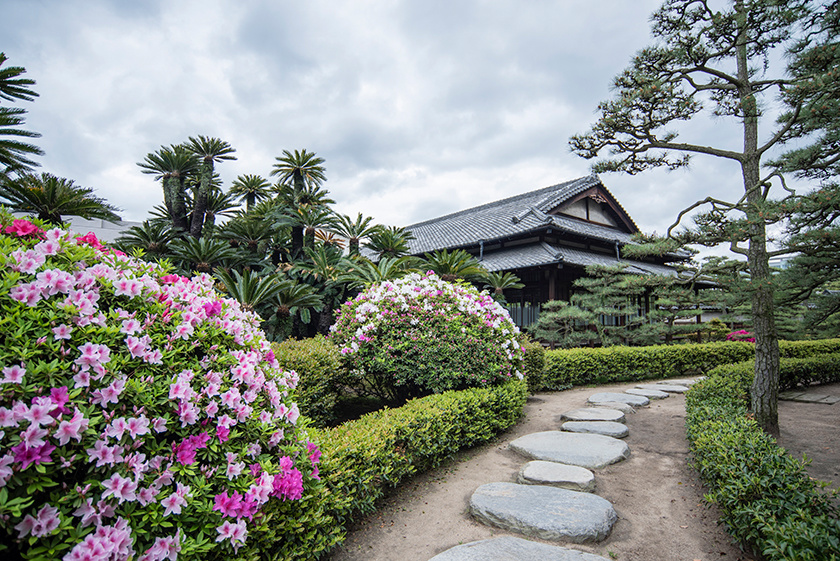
[405,175,597,230]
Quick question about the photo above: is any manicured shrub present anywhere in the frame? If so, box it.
[707,352,840,391]
[272,335,350,427]
[685,368,840,560]
[543,339,840,388]
[0,217,325,561]
[520,337,549,392]
[313,379,527,523]
[330,272,524,402]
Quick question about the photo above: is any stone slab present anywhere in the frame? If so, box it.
[587,392,650,408]
[625,388,669,399]
[429,536,611,561]
[469,483,617,543]
[637,383,690,393]
[560,407,625,423]
[562,421,629,439]
[590,402,636,414]
[510,431,630,469]
[518,461,596,492]
[779,391,840,404]
[661,378,702,386]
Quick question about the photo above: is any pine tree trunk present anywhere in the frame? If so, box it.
[736,1,780,436]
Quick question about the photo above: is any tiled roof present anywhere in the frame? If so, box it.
[478,242,678,276]
[405,176,638,255]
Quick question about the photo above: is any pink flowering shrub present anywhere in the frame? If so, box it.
[726,330,756,343]
[0,216,324,560]
[330,272,525,402]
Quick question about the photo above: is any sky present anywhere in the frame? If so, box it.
[0,0,797,252]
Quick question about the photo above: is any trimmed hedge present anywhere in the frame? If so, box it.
[520,337,550,392]
[685,367,840,560]
[272,335,350,427]
[708,352,840,391]
[313,378,528,527]
[542,339,840,388]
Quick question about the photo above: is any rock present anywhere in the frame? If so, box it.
[428,536,611,561]
[510,431,630,469]
[660,378,702,386]
[637,383,690,394]
[518,461,596,492]
[625,388,669,399]
[590,402,636,414]
[560,407,625,423]
[469,482,617,543]
[587,392,650,408]
[562,421,629,438]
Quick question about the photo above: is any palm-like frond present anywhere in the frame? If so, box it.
[332,212,379,255]
[0,106,42,176]
[295,244,353,284]
[365,226,416,259]
[422,248,486,283]
[270,149,326,189]
[0,173,120,225]
[215,269,280,312]
[274,279,323,323]
[113,220,175,256]
[229,174,272,211]
[170,237,239,274]
[0,53,38,102]
[482,271,525,295]
[338,256,418,289]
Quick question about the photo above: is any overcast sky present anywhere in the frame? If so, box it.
[1,0,792,248]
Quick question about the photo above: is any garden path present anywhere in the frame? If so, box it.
[328,380,840,561]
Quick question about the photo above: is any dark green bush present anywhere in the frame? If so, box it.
[314,379,528,525]
[273,335,350,426]
[707,352,840,391]
[520,337,548,392]
[543,339,840,388]
[685,368,840,560]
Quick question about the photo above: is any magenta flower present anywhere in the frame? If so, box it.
[12,441,56,470]
[100,472,138,504]
[5,219,43,237]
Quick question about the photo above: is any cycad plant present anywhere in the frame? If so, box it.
[0,172,120,225]
[214,269,281,313]
[170,237,239,274]
[422,248,486,283]
[365,226,415,259]
[113,220,175,257]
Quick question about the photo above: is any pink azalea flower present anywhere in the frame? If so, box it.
[140,530,182,561]
[54,409,90,445]
[1,364,25,384]
[120,318,142,335]
[136,486,160,506]
[215,519,248,551]
[11,441,55,470]
[100,472,138,504]
[5,219,43,238]
[0,454,15,487]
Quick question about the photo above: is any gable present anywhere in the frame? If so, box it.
[550,186,636,234]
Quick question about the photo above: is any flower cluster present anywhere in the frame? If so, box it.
[726,330,756,343]
[330,272,524,400]
[0,217,321,560]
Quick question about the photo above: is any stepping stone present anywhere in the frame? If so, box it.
[590,402,635,414]
[510,431,630,469]
[779,391,840,404]
[428,536,611,560]
[469,483,617,543]
[626,388,669,399]
[587,392,650,408]
[637,383,690,393]
[562,421,629,439]
[518,461,596,492]
[662,378,702,386]
[560,407,625,423]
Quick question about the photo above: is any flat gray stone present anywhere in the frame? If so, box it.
[562,421,629,439]
[429,536,611,561]
[637,383,690,393]
[518,461,596,492]
[560,407,625,423]
[779,391,840,404]
[587,392,650,408]
[661,378,702,386]
[470,483,617,543]
[590,402,636,414]
[625,388,669,399]
[510,431,630,469]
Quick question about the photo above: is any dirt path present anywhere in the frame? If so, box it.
[328,379,772,561]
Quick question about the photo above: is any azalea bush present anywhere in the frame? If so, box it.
[726,330,756,343]
[330,272,524,402]
[0,216,324,560]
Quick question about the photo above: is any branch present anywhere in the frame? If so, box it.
[757,101,802,156]
[647,139,743,162]
[666,196,738,237]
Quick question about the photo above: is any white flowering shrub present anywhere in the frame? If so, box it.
[330,272,524,401]
[0,217,323,560]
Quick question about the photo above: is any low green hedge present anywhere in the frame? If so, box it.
[542,339,840,388]
[685,369,840,560]
[273,335,351,427]
[708,352,840,391]
[302,378,528,557]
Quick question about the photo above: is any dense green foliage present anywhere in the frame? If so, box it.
[272,335,349,427]
[542,339,840,387]
[331,273,524,402]
[685,365,840,560]
[708,352,840,392]
[313,379,527,530]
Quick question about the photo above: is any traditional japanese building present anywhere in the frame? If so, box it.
[403,175,682,326]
